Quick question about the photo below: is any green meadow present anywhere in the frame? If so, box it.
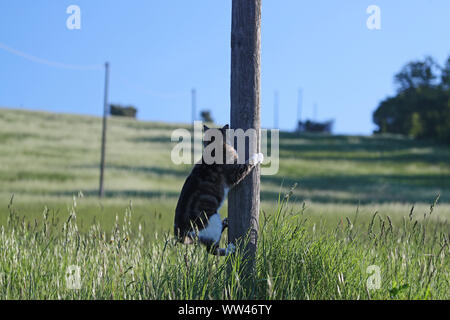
[0,107,448,299]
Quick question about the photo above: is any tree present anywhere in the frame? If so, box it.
[373,55,450,143]
[200,110,214,123]
[441,57,450,90]
[228,0,262,275]
[394,56,439,92]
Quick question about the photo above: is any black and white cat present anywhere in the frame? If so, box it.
[174,124,263,255]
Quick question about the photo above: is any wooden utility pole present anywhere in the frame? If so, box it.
[99,62,110,198]
[229,0,262,273]
[297,88,302,124]
[274,91,279,129]
[191,88,197,125]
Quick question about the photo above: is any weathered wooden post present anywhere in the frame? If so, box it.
[191,88,197,125]
[99,62,109,198]
[228,0,262,273]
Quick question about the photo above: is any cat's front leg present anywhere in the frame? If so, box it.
[227,152,264,187]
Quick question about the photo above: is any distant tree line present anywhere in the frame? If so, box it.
[110,104,137,118]
[373,55,450,143]
[200,110,214,123]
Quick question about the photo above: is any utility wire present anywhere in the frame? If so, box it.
[0,42,103,70]
[1,42,188,100]
[119,78,188,99]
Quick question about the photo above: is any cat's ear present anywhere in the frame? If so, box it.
[203,125,210,132]
[220,124,230,143]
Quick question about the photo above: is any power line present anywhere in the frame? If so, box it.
[119,78,188,99]
[1,42,191,101]
[0,42,103,70]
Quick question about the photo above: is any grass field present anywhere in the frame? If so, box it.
[0,107,449,299]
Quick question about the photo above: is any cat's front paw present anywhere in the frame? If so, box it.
[257,153,264,164]
[249,154,259,165]
[225,243,236,255]
[250,153,264,165]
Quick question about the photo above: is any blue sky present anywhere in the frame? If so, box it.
[0,0,449,134]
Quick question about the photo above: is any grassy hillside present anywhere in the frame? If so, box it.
[0,107,449,300]
[0,107,449,232]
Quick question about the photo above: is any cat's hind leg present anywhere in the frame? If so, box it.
[222,217,228,232]
[198,214,235,256]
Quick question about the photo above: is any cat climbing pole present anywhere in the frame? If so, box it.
[228,0,262,272]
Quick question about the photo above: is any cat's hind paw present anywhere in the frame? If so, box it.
[225,243,236,255]
[221,217,228,231]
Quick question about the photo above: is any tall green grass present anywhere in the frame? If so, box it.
[1,192,447,300]
[0,108,449,299]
